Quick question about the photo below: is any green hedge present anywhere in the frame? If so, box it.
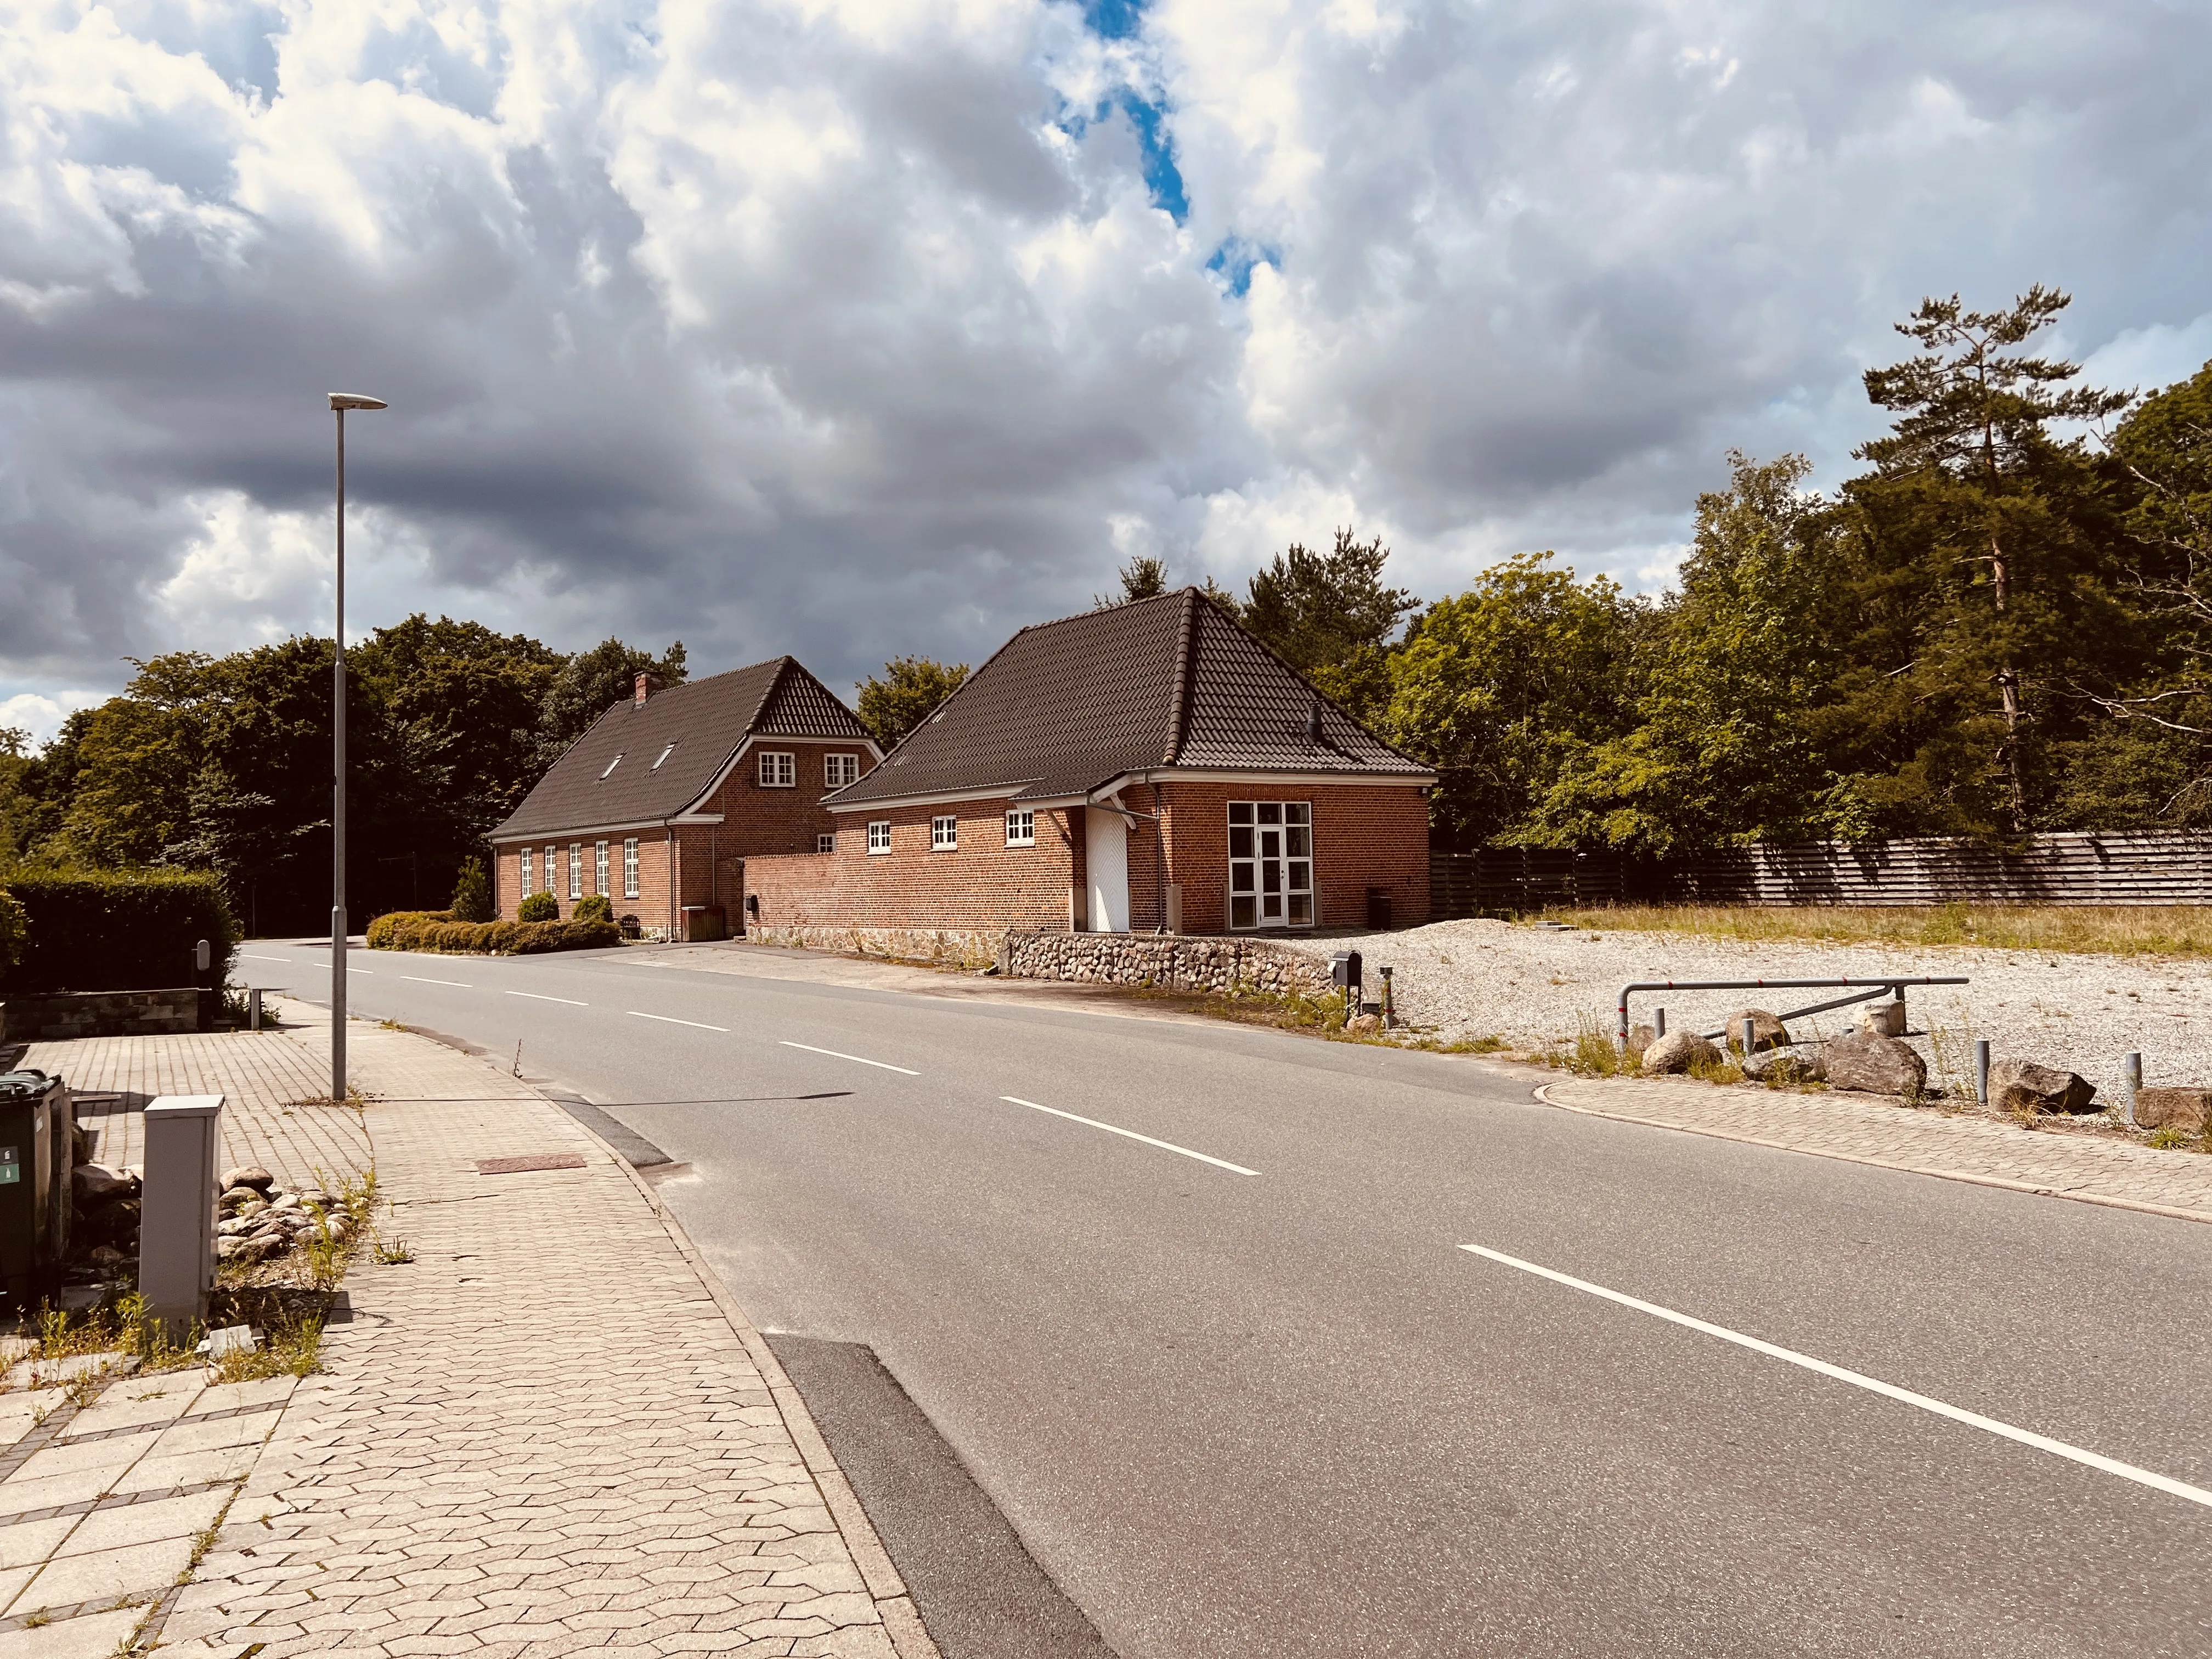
[0,871,238,994]
[367,910,620,955]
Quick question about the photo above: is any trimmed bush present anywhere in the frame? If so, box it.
[573,893,613,923]
[518,891,559,923]
[0,890,25,977]
[0,871,237,994]
[365,910,618,956]
[450,857,495,923]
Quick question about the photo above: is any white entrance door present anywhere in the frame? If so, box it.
[1086,806,1130,933]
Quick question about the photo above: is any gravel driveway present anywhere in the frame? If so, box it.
[1289,918,2212,1104]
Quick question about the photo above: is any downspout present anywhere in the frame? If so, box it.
[667,826,678,940]
[1150,774,1168,935]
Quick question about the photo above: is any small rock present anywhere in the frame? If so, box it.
[87,1245,126,1270]
[71,1164,136,1206]
[232,1234,288,1263]
[1742,1047,1826,1084]
[221,1166,276,1193]
[1822,1030,1927,1096]
[80,1198,140,1248]
[2133,1087,2211,1133]
[1624,1023,1657,1059]
[216,1217,256,1238]
[1347,1014,1383,1035]
[1858,1002,1908,1038]
[215,1237,244,1261]
[218,1186,261,1209]
[272,1193,303,1212]
[1720,1009,1790,1054]
[1642,1030,1722,1075]
[1988,1059,2097,1115]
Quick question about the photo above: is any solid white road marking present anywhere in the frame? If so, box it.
[506,991,588,1007]
[780,1041,917,1075]
[630,1012,729,1032]
[1457,1242,2212,1511]
[1000,1097,1259,1176]
[401,975,472,989]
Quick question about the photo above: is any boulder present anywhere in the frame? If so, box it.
[1988,1059,2097,1115]
[1624,1023,1658,1059]
[1743,1047,1826,1084]
[2133,1088,2212,1134]
[1720,1009,1790,1054]
[221,1165,275,1193]
[1858,1001,1908,1037]
[1641,1030,1722,1075]
[1347,1014,1383,1036]
[79,1197,139,1248]
[1822,1030,1927,1097]
[71,1164,136,1206]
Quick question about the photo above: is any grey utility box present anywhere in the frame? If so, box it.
[0,1069,72,1311]
[140,1094,222,1341]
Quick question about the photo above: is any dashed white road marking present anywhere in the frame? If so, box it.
[780,1041,917,1075]
[242,954,290,962]
[630,1012,729,1032]
[999,1097,1259,1176]
[1457,1242,2212,1511]
[506,991,588,1007]
[401,975,472,989]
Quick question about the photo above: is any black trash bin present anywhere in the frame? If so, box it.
[0,1070,72,1308]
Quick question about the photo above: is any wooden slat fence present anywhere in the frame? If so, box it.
[1431,831,2212,916]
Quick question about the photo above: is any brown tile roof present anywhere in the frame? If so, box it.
[492,657,872,840]
[827,589,1429,810]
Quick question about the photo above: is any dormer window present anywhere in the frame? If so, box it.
[600,754,623,780]
[652,743,677,770]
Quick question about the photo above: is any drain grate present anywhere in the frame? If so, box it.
[473,1153,587,1175]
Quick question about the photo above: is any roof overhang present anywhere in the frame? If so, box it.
[1093,766,1436,794]
[826,781,1031,815]
[491,816,704,843]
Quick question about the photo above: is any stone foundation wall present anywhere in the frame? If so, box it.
[744,923,1006,970]
[1003,932,1335,998]
[1,988,202,1042]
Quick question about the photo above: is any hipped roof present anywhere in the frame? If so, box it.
[492,657,872,840]
[826,588,1430,810]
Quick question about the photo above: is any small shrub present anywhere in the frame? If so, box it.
[2147,1125,2193,1151]
[449,856,495,923]
[518,891,559,923]
[573,893,613,923]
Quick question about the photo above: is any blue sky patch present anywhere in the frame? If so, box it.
[1083,0,1145,41]
[1206,238,1280,298]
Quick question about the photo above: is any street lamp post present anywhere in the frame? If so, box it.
[328,392,387,1104]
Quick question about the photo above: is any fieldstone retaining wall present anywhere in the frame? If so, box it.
[1,987,202,1042]
[1004,931,1336,997]
[746,922,1005,969]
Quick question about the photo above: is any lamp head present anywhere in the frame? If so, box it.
[328,393,388,411]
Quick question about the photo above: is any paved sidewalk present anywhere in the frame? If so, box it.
[1539,1073,2212,1223]
[1,1000,935,1659]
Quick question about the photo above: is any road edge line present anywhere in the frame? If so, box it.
[1531,1083,2212,1228]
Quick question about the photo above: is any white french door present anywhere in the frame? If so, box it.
[1228,802,1312,929]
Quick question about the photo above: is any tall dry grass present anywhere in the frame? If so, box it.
[1539,902,2212,960]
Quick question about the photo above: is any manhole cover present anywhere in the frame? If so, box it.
[474,1153,588,1174]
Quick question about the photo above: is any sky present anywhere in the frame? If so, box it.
[3,0,2210,741]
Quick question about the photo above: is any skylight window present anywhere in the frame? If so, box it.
[600,754,623,780]
[652,743,677,770]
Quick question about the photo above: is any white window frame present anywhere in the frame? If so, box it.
[931,815,958,851]
[817,832,836,853]
[1005,809,1035,847]
[545,847,557,894]
[623,839,640,900]
[825,753,860,788]
[867,821,892,855]
[595,840,609,895]
[1227,802,1313,930]
[757,751,796,787]
[520,849,533,894]
[600,753,622,780]
[568,844,583,900]
[652,743,677,770]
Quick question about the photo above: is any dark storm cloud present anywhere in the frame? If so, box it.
[1,0,2207,736]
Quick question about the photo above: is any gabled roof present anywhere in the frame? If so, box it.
[492,657,873,840]
[825,588,1429,811]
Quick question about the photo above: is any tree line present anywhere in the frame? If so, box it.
[2,286,2207,930]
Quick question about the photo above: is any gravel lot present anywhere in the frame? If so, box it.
[1289,918,2212,1104]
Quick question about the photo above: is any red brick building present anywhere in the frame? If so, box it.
[489,658,879,939]
[745,588,1435,937]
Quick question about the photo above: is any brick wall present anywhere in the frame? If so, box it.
[741,778,1428,938]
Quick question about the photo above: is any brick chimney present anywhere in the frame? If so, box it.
[634,671,662,707]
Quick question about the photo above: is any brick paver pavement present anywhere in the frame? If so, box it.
[15,1000,933,1659]
[1539,1073,2212,1223]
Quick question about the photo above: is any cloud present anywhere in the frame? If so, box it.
[0,0,2207,724]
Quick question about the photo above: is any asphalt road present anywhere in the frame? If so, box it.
[239,938,2212,1658]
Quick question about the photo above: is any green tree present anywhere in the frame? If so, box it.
[1529,455,1861,852]
[536,637,689,770]
[1095,555,1170,608]
[449,855,494,922]
[1840,286,2136,836]
[1241,529,1418,721]
[857,656,969,750]
[1385,552,1646,847]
